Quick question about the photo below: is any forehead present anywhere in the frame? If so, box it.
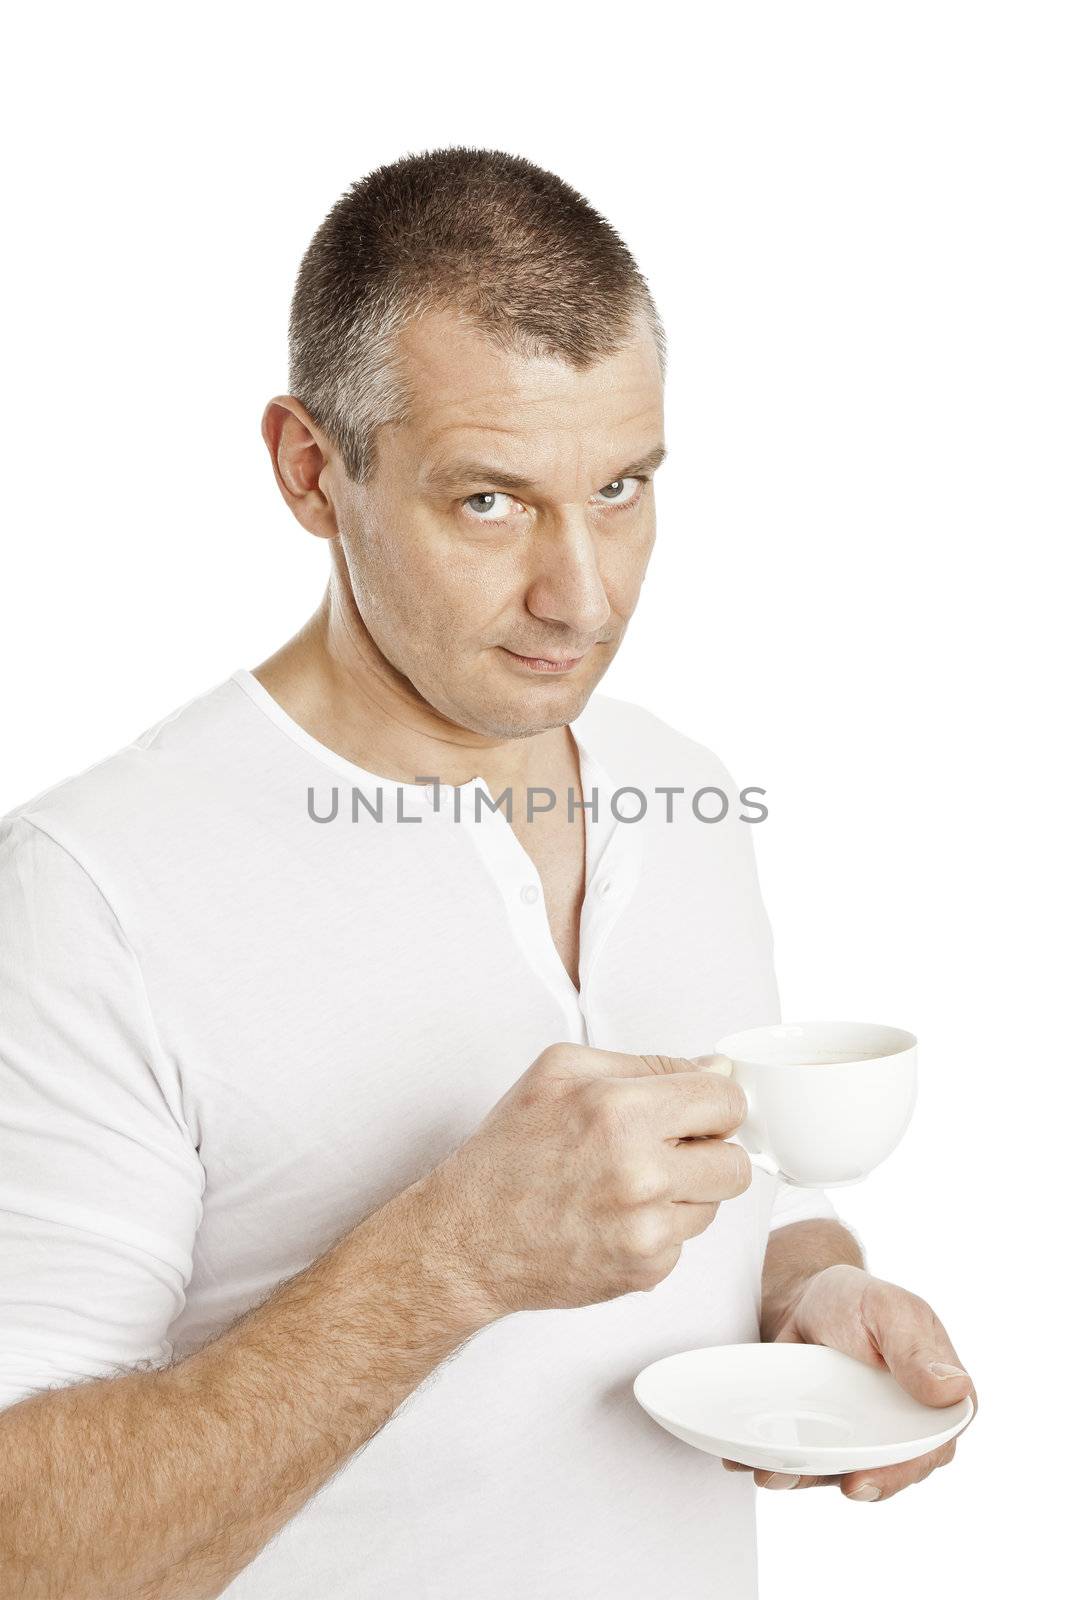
[387,307,664,484]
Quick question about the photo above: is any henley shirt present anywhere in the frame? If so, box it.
[0,668,859,1598]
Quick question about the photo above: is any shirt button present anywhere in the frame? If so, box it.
[598,878,613,897]
[520,883,540,905]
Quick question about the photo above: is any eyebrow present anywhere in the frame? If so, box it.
[422,443,668,496]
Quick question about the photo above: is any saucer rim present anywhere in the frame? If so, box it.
[632,1344,974,1461]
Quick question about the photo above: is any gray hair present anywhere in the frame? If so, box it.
[287,146,666,483]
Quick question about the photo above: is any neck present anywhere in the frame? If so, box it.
[249,577,576,793]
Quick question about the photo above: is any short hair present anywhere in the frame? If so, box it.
[287,146,666,483]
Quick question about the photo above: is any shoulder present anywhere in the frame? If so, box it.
[0,673,250,879]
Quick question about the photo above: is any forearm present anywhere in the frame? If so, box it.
[760,1218,865,1342]
[0,1171,495,1600]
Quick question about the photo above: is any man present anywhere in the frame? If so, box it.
[0,147,974,1599]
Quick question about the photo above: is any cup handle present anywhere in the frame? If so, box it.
[696,1053,781,1178]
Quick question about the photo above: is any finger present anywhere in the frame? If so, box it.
[552,1046,701,1081]
[722,1459,838,1489]
[755,1472,840,1489]
[671,1134,753,1204]
[581,1068,750,1146]
[860,1278,975,1411]
[839,1438,957,1503]
[691,1053,734,1076]
[670,1201,726,1244]
[660,1068,750,1139]
[726,1424,964,1501]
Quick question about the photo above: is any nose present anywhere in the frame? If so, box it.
[524,512,613,641]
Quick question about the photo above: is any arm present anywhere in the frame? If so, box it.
[0,817,495,1600]
[759,1217,865,1342]
[0,1168,495,1600]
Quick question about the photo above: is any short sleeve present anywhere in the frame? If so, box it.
[0,813,204,1411]
[768,1174,866,1266]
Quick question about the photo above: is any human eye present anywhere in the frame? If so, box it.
[461,491,523,524]
[591,476,645,511]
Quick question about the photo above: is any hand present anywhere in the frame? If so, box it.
[423,1042,752,1320]
[722,1262,977,1501]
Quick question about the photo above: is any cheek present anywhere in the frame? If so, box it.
[427,540,524,622]
[603,529,655,610]
[358,522,458,621]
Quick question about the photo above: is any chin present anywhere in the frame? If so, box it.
[495,686,592,738]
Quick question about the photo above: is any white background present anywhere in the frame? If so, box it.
[2,3,1062,1593]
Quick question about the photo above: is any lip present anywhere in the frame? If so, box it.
[501,647,587,673]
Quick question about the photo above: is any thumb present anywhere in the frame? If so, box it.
[868,1287,974,1409]
[899,1348,974,1411]
[559,1048,733,1081]
[691,1053,734,1078]
[533,1046,737,1083]
[534,1043,716,1081]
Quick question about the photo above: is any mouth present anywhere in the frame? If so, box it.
[500,646,588,674]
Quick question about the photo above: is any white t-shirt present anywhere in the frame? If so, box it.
[0,670,859,1599]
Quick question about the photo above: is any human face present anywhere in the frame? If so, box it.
[328,307,666,739]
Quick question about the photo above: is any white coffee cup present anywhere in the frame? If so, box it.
[708,1021,918,1189]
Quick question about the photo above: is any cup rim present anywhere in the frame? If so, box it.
[715,1020,916,1065]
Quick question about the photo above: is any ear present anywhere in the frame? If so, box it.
[261,395,340,540]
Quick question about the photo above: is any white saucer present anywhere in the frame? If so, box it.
[633,1343,974,1477]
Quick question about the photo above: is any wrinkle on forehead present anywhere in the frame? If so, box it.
[395,309,661,421]
[388,311,664,496]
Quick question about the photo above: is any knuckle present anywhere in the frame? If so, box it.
[870,1277,933,1323]
[608,1079,647,1119]
[511,1073,552,1116]
[618,1162,667,1207]
[625,1211,672,1261]
[589,1082,647,1147]
[535,1041,574,1074]
[898,1335,934,1367]
[574,1078,619,1134]
[637,1242,681,1290]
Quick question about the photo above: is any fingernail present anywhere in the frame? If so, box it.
[763,1473,800,1489]
[847,1482,881,1501]
[929,1361,969,1379]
